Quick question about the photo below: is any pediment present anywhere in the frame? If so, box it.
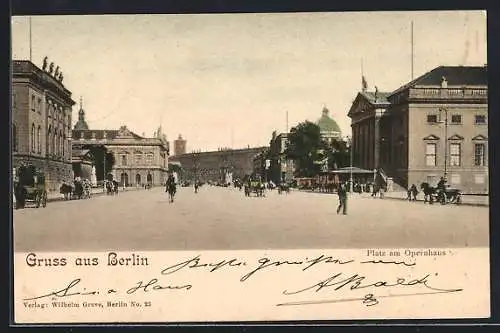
[423,134,440,141]
[448,134,464,141]
[472,134,488,141]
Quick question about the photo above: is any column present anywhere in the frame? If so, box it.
[374,113,381,170]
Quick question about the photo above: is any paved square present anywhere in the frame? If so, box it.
[13,186,489,252]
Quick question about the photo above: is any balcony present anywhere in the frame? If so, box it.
[408,87,487,102]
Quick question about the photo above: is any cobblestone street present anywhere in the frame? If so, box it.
[13,186,489,252]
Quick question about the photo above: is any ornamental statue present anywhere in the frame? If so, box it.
[54,66,60,77]
[49,62,54,75]
[58,72,64,82]
[42,56,48,71]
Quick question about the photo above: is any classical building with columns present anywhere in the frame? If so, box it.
[348,65,488,194]
[71,108,170,187]
[12,59,76,192]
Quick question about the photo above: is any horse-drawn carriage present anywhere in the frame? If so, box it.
[420,182,462,205]
[277,182,291,194]
[13,164,48,209]
[60,178,92,200]
[244,180,265,197]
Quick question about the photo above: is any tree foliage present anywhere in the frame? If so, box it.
[285,121,326,177]
[88,146,115,181]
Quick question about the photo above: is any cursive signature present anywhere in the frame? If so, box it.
[278,272,462,307]
[160,254,354,282]
[23,278,99,301]
[161,255,246,275]
[23,277,192,301]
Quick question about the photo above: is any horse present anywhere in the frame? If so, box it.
[14,182,27,209]
[60,183,73,200]
[166,182,176,203]
[277,183,290,195]
[420,182,438,204]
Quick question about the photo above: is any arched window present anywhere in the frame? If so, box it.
[12,123,17,152]
[31,123,35,152]
[59,131,63,157]
[52,131,56,156]
[62,134,66,157]
[37,126,41,153]
[47,126,52,155]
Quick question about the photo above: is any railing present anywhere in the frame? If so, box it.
[409,87,487,100]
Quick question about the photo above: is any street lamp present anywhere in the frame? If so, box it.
[439,107,449,179]
[345,136,353,192]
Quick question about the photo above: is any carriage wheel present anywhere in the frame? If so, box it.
[42,191,47,207]
[456,195,462,205]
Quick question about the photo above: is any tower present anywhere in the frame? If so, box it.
[73,97,89,130]
[174,134,187,156]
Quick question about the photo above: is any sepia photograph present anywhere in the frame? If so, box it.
[11,10,491,323]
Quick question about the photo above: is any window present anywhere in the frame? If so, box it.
[63,135,66,157]
[474,143,486,166]
[121,155,127,166]
[37,126,41,153]
[425,143,437,166]
[12,123,17,152]
[450,143,461,166]
[146,153,154,165]
[47,126,52,155]
[451,115,462,124]
[12,93,16,109]
[427,114,438,123]
[31,95,35,111]
[475,174,485,184]
[31,123,35,152]
[475,115,486,124]
[52,132,56,156]
[37,98,42,113]
[135,153,142,165]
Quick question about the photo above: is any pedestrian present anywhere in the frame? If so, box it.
[337,182,348,215]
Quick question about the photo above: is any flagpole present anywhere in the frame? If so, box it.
[411,21,414,80]
[29,16,32,62]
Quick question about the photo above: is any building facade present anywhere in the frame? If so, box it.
[348,66,488,194]
[268,132,295,183]
[12,59,76,192]
[173,134,187,155]
[169,147,267,183]
[72,121,170,187]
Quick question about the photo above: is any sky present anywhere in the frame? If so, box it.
[11,11,487,152]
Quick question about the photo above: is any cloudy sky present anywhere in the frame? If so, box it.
[11,11,487,152]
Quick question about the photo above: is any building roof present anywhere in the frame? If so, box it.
[389,65,488,97]
[72,128,144,140]
[317,106,341,134]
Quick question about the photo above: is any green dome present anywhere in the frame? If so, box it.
[317,106,341,134]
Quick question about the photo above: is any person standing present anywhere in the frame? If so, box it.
[337,182,348,215]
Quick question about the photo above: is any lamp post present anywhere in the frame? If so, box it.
[439,107,449,179]
[346,136,353,192]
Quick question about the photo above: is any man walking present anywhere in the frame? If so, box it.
[337,182,348,215]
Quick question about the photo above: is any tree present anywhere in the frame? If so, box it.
[325,138,350,169]
[87,146,115,181]
[285,121,326,177]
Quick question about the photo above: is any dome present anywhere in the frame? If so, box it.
[317,106,341,134]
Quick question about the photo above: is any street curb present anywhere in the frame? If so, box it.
[45,187,145,203]
[297,190,489,207]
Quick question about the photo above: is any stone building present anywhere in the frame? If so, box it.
[72,110,170,187]
[348,65,488,194]
[317,105,342,143]
[268,132,295,183]
[173,134,187,156]
[169,147,267,183]
[12,59,76,192]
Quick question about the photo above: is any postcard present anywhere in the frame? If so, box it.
[11,10,489,323]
